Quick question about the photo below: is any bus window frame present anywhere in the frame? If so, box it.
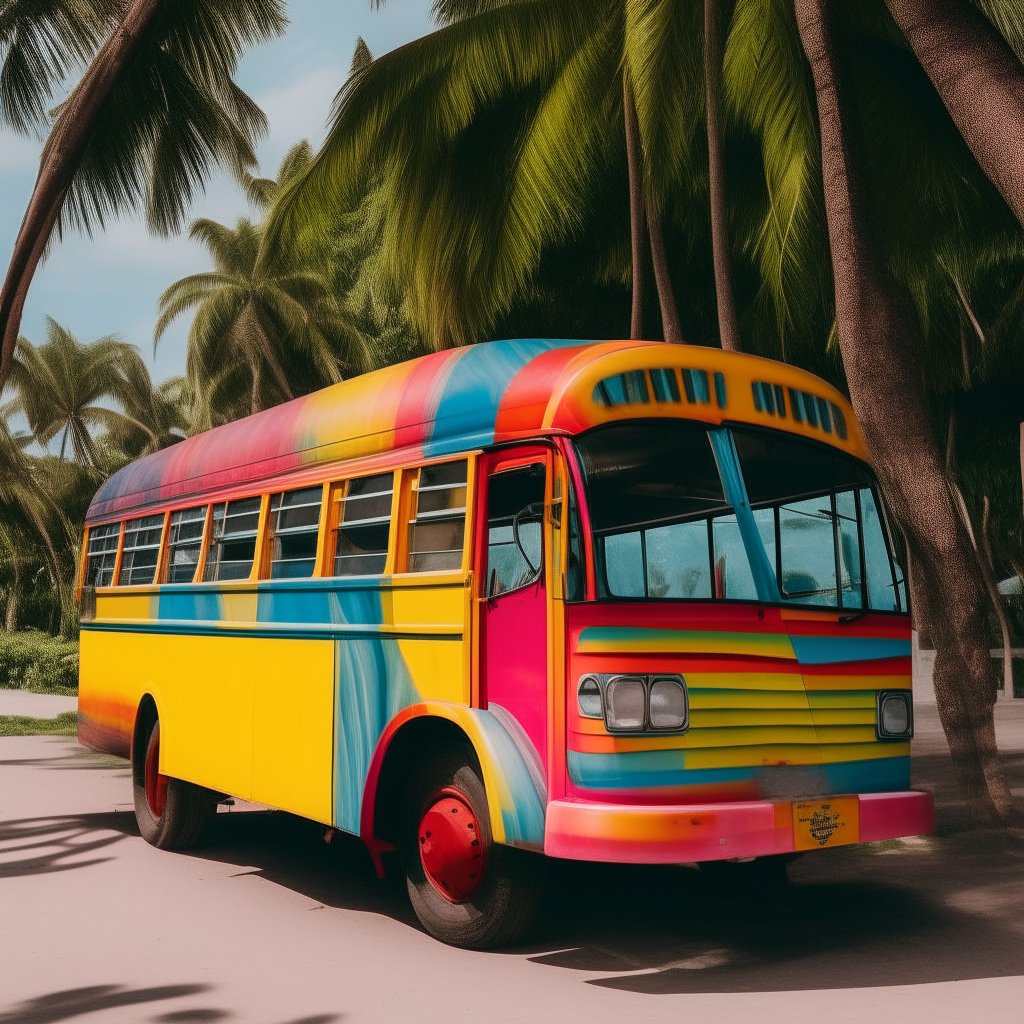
[322,470,400,579]
[161,504,212,585]
[262,484,325,581]
[395,455,477,577]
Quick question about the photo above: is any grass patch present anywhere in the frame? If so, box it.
[0,630,79,694]
[0,711,78,736]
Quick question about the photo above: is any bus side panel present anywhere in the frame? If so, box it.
[78,627,142,759]
[158,633,256,800]
[251,638,335,824]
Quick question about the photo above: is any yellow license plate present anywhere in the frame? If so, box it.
[793,797,860,851]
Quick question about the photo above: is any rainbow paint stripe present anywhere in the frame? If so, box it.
[87,338,867,523]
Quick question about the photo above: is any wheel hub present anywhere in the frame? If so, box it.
[418,788,487,903]
[144,724,169,819]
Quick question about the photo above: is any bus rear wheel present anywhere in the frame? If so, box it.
[133,715,215,850]
[401,745,544,949]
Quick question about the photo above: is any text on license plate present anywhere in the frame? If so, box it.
[793,797,860,851]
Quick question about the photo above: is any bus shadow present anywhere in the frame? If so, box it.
[183,811,1023,994]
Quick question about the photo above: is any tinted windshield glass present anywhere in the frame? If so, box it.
[575,422,905,610]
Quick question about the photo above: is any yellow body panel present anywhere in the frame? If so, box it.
[251,639,335,823]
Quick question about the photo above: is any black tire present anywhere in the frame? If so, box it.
[133,714,216,850]
[401,744,545,949]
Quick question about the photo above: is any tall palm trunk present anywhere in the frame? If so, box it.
[5,549,21,632]
[647,204,685,343]
[705,0,741,352]
[795,0,1013,822]
[885,0,1024,228]
[0,0,164,385]
[623,75,647,340]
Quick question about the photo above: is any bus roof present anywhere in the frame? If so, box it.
[86,339,867,524]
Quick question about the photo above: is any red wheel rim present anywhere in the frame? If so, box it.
[418,787,487,903]
[144,723,168,819]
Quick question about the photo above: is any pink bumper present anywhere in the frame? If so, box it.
[543,790,935,864]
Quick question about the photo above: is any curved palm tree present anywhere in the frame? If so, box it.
[2,318,165,468]
[0,0,287,385]
[156,144,372,427]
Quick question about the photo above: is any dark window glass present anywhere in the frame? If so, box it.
[203,497,261,582]
[334,472,394,576]
[486,464,545,596]
[650,368,681,403]
[270,486,322,579]
[682,369,710,404]
[85,523,120,588]
[714,371,727,408]
[593,370,649,408]
[118,515,164,586]
[408,461,467,572]
[166,506,207,583]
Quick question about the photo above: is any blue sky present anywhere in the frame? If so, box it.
[0,0,436,386]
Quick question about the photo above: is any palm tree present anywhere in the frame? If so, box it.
[272,1,717,351]
[0,418,77,636]
[883,0,1024,228]
[2,318,166,469]
[793,0,1015,821]
[156,143,373,428]
[0,0,287,385]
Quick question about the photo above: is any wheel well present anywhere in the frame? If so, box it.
[372,716,480,845]
[131,695,158,786]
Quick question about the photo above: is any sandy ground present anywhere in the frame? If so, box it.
[0,707,1021,1024]
[0,690,78,717]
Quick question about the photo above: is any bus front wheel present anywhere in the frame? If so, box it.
[401,745,544,949]
[133,716,215,850]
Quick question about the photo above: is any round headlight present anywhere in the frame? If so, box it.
[604,676,646,731]
[649,677,687,730]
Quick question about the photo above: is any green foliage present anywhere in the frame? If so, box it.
[0,711,78,736]
[0,630,79,694]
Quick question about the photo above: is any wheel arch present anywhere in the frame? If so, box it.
[361,703,546,855]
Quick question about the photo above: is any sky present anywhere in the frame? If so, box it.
[0,0,437,387]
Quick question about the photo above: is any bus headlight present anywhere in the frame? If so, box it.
[604,676,646,731]
[876,690,913,740]
[577,676,604,718]
[649,676,688,730]
[576,673,689,733]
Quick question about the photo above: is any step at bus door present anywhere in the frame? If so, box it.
[478,449,551,774]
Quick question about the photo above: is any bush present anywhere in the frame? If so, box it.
[0,630,79,695]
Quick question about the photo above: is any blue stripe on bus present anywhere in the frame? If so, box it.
[566,749,910,793]
[424,338,583,458]
[789,636,911,664]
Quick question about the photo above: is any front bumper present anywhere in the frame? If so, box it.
[543,790,934,863]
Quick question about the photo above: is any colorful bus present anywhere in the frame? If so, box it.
[77,339,933,948]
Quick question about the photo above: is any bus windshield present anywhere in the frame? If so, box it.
[576,421,906,611]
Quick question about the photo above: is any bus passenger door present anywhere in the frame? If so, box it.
[479,450,550,773]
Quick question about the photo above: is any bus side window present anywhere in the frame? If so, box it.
[203,497,261,581]
[269,486,323,579]
[333,472,394,576]
[85,523,120,587]
[407,460,468,573]
[118,515,165,586]
[166,506,208,583]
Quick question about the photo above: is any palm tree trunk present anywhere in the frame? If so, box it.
[0,0,164,386]
[647,205,685,343]
[885,0,1024,227]
[795,0,1013,822]
[623,75,647,340]
[980,497,1014,699]
[705,0,741,352]
[5,550,21,632]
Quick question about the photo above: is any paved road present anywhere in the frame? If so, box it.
[0,690,78,716]
[1,709,1021,1024]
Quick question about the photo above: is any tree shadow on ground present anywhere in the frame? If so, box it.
[0,812,134,878]
[0,984,341,1024]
